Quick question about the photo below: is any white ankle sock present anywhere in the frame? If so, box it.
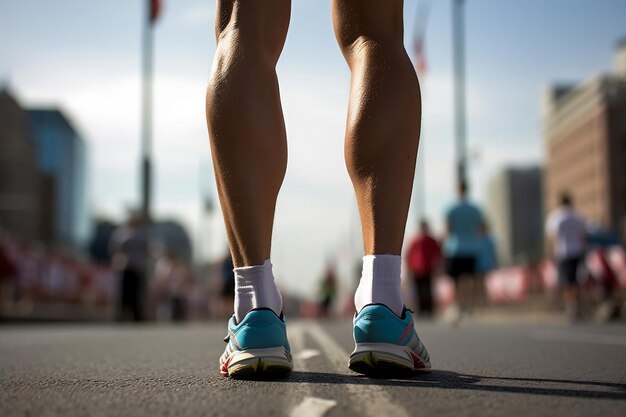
[233,259,283,322]
[354,254,403,316]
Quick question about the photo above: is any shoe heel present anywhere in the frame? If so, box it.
[226,347,293,379]
[349,343,431,377]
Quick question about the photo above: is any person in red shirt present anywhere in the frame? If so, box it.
[406,220,442,315]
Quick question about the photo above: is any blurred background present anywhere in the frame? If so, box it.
[0,0,625,323]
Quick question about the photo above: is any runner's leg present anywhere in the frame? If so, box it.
[334,0,431,376]
[208,0,294,378]
[333,0,421,315]
[206,0,290,269]
[333,0,420,256]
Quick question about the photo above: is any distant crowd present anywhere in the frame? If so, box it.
[404,181,497,323]
[1,184,625,323]
[403,183,625,323]
[0,236,115,313]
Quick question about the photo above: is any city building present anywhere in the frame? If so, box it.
[27,108,89,250]
[544,40,626,242]
[0,88,42,241]
[487,166,544,265]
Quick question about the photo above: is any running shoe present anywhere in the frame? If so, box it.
[219,308,293,378]
[349,304,431,376]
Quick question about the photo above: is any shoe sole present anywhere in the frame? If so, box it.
[220,347,293,379]
[349,342,431,377]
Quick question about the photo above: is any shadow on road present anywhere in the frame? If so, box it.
[276,371,626,400]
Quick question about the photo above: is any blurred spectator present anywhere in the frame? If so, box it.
[0,233,115,320]
[88,219,118,265]
[91,265,115,305]
[318,261,338,317]
[109,212,149,322]
[0,239,16,280]
[586,227,622,321]
[153,250,193,322]
[406,219,441,316]
[13,242,38,307]
[443,181,485,321]
[593,248,620,321]
[477,222,497,275]
[472,222,498,311]
[220,252,235,317]
[545,192,587,322]
[0,238,17,314]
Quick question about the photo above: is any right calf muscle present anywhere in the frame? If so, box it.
[205,27,288,267]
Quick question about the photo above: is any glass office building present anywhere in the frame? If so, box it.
[27,109,89,250]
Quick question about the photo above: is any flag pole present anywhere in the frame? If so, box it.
[141,0,154,225]
[452,0,468,189]
[412,1,430,225]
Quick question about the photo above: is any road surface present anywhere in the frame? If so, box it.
[1,319,625,416]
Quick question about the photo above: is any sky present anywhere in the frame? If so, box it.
[1,0,625,299]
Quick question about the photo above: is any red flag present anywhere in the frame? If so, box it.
[150,0,162,24]
[413,37,427,76]
[412,1,430,77]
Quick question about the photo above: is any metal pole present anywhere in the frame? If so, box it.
[412,1,430,226]
[141,0,153,224]
[452,0,468,188]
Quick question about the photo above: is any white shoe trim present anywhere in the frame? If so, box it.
[221,346,293,373]
[350,342,431,369]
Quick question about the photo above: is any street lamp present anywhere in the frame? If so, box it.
[140,0,161,224]
[452,0,468,188]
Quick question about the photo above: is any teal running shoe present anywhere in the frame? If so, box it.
[219,308,293,378]
[349,304,431,376]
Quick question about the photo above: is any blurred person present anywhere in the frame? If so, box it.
[13,242,38,311]
[207,0,430,378]
[474,222,497,310]
[583,226,621,321]
[153,250,193,322]
[318,261,338,317]
[545,192,587,322]
[0,238,17,315]
[109,212,149,322]
[442,181,485,323]
[92,264,115,306]
[477,222,497,275]
[593,247,621,322]
[220,252,235,317]
[406,219,441,316]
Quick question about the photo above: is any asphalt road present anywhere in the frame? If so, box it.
[1,319,625,417]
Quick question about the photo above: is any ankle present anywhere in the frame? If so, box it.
[234,259,282,322]
[354,254,403,316]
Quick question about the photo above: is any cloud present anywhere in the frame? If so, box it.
[421,74,490,124]
[180,1,216,25]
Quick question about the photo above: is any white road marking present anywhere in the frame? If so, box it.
[307,323,410,417]
[295,349,321,360]
[532,330,626,346]
[289,324,308,370]
[289,397,337,417]
[289,325,338,417]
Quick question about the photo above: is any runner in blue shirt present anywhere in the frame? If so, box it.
[443,181,485,321]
